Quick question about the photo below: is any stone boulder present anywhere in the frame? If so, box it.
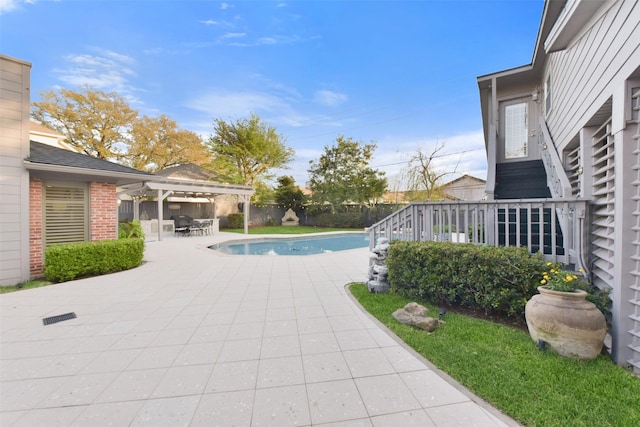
[392,302,444,332]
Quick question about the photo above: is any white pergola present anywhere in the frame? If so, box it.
[119,178,254,241]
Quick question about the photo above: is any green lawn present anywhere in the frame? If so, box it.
[349,283,640,427]
[0,280,52,294]
[224,225,363,234]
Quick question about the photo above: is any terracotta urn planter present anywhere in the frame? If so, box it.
[525,286,607,360]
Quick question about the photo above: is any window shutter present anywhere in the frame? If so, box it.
[44,183,88,246]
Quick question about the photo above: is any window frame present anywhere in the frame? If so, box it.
[503,102,529,160]
[43,181,89,247]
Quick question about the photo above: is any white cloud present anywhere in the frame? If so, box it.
[314,90,348,107]
[257,37,277,45]
[199,19,219,26]
[53,49,141,104]
[0,0,18,14]
[220,2,232,10]
[0,0,35,15]
[184,86,325,134]
[186,90,290,119]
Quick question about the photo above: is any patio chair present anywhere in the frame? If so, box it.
[190,220,205,236]
[200,220,213,236]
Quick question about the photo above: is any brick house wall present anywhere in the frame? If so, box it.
[90,182,117,241]
[29,179,118,278]
[29,178,43,277]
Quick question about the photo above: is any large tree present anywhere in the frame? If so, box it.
[127,115,209,172]
[401,141,458,201]
[274,176,307,212]
[207,113,294,188]
[31,86,137,160]
[307,136,387,211]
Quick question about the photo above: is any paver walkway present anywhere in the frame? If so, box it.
[0,233,520,426]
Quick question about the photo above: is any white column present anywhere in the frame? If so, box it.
[243,195,250,234]
[133,198,140,221]
[157,190,164,241]
[485,78,498,200]
[611,81,635,365]
[156,190,173,241]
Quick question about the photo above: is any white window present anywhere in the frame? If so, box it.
[504,103,528,159]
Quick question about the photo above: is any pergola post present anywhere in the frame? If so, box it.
[133,197,140,221]
[243,195,250,234]
[156,189,173,241]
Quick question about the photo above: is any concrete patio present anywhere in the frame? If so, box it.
[0,233,520,426]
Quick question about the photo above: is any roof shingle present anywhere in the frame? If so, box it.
[27,141,153,176]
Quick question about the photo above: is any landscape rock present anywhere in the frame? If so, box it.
[392,302,444,332]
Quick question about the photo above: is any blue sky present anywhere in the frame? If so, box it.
[1,0,544,188]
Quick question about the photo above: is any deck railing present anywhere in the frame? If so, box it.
[367,199,590,272]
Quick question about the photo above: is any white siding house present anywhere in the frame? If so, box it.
[0,55,31,286]
[478,0,640,372]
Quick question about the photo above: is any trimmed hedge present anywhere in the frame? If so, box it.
[386,241,548,319]
[44,238,145,283]
[315,212,364,228]
[227,213,244,229]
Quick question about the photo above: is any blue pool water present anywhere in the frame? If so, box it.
[210,233,369,255]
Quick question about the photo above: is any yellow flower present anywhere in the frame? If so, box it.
[540,279,547,284]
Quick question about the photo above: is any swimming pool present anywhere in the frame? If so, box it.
[210,233,370,256]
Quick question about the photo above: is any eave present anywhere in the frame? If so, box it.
[24,160,158,186]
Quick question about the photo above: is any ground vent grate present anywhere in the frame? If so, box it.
[42,312,77,325]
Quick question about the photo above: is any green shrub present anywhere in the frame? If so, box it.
[227,213,244,229]
[315,212,364,228]
[386,241,550,319]
[118,220,144,239]
[44,238,144,282]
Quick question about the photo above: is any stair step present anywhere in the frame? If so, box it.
[495,160,551,199]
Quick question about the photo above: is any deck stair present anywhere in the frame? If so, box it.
[495,160,551,199]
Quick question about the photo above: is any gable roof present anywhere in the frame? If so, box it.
[440,174,487,201]
[25,141,155,185]
[30,121,65,137]
[440,174,486,188]
[29,121,76,151]
[155,163,221,182]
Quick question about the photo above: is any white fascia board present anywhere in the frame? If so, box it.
[545,0,612,53]
[24,161,156,183]
[145,181,254,196]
